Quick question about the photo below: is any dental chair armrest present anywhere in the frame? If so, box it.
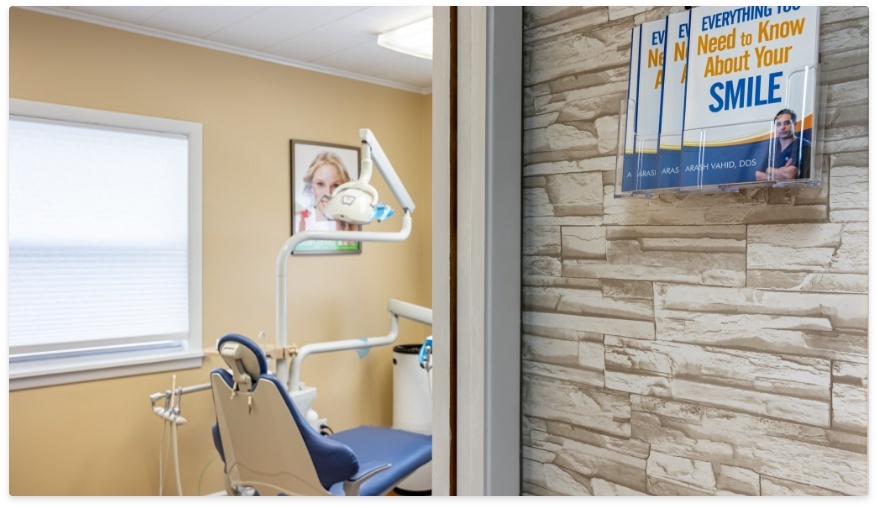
[342,462,392,496]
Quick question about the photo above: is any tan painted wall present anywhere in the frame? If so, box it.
[520,6,868,496]
[8,8,432,496]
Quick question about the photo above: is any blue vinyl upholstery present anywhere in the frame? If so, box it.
[327,426,433,496]
[210,333,432,496]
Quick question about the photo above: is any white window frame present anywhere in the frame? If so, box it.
[7,99,203,390]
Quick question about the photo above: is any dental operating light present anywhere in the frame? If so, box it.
[323,128,415,224]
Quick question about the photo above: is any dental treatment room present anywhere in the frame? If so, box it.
[6,5,873,500]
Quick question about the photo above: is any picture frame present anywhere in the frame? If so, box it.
[290,139,362,255]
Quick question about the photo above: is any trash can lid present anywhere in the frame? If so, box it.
[393,344,422,354]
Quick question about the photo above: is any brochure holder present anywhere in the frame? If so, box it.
[615,64,826,198]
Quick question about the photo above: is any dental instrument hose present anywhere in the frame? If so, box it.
[172,416,183,495]
[158,416,184,495]
[157,377,185,496]
[159,418,169,495]
[159,409,177,494]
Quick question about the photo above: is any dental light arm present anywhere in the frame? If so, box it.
[288,299,432,393]
[275,129,417,390]
[359,128,415,214]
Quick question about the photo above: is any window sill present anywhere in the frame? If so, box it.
[9,349,205,391]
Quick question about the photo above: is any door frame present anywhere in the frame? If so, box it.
[432,6,522,496]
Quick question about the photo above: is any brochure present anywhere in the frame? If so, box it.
[680,6,820,187]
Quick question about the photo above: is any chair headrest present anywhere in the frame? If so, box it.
[217,334,268,391]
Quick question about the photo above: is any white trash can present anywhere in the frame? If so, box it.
[392,343,432,494]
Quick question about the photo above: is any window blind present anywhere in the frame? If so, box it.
[8,117,191,360]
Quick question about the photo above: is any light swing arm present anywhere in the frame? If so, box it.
[274,128,417,390]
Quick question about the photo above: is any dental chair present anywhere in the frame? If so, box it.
[209,333,432,496]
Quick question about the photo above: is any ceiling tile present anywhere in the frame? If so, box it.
[359,6,433,33]
[312,42,404,73]
[207,6,365,51]
[139,6,266,38]
[263,17,375,63]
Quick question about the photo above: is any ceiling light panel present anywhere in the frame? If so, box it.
[377,17,432,60]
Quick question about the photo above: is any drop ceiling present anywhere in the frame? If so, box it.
[25,6,434,94]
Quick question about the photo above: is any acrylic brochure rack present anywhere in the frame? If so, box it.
[614,63,826,198]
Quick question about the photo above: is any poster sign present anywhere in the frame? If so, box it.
[290,140,362,254]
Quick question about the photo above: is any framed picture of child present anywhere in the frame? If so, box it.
[290,139,362,254]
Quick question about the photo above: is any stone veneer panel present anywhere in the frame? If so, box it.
[521,6,868,496]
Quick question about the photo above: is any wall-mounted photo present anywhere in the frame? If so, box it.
[290,140,362,254]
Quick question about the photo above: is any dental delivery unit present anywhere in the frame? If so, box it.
[149,128,433,496]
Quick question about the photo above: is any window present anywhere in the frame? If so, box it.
[8,99,202,390]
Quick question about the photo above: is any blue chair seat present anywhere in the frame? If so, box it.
[327,426,431,496]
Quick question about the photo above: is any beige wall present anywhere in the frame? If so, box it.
[521,6,868,496]
[9,8,432,496]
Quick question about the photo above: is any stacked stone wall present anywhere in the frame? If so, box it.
[521,6,868,495]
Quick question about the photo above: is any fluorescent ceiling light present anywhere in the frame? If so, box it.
[377,17,432,60]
